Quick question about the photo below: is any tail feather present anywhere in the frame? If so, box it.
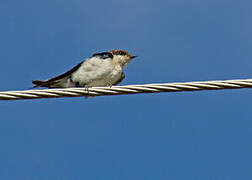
[32,78,69,88]
[32,80,50,88]
[32,61,83,88]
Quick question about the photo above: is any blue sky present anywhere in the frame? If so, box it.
[0,0,252,179]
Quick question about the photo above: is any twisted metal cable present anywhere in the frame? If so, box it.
[1,78,252,100]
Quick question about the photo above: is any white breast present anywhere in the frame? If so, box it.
[71,57,123,87]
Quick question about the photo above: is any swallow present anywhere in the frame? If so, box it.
[32,49,136,88]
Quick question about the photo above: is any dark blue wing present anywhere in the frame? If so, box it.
[92,52,113,59]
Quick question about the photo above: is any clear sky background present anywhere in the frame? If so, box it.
[0,0,252,179]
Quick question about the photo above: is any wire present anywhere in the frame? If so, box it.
[1,78,252,100]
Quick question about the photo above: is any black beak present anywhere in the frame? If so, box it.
[131,55,137,59]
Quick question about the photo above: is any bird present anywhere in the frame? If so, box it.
[32,49,137,88]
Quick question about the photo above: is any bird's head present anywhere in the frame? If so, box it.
[110,49,137,68]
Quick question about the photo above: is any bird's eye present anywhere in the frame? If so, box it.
[119,51,125,55]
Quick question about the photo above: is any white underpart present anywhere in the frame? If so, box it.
[71,56,123,87]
